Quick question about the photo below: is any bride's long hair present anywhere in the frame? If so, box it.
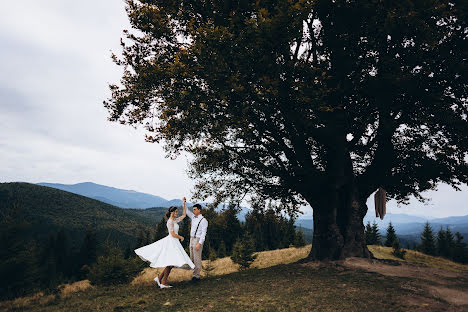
[165,206,177,219]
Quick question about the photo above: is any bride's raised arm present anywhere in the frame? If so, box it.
[176,197,187,222]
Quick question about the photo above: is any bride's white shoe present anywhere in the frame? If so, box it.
[160,284,172,289]
[154,276,161,287]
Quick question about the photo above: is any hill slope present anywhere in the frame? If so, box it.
[0,183,158,247]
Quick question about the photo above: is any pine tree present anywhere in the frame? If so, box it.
[202,248,217,277]
[437,227,448,257]
[453,232,468,264]
[420,222,436,256]
[222,205,242,254]
[365,222,373,245]
[124,244,132,260]
[391,240,406,259]
[281,218,296,248]
[135,229,146,250]
[79,228,98,266]
[231,234,257,270]
[144,229,152,245]
[217,240,227,258]
[154,218,167,242]
[294,227,306,247]
[371,222,382,245]
[179,218,190,250]
[264,208,281,250]
[87,243,143,286]
[385,222,398,247]
[244,209,266,251]
[445,227,455,259]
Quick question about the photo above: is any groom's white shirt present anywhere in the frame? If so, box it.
[186,209,208,244]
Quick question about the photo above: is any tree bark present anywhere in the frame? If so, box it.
[306,185,372,261]
[304,130,372,261]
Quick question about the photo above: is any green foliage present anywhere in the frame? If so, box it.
[294,227,306,247]
[179,218,191,250]
[87,244,144,286]
[153,217,167,242]
[391,240,406,259]
[453,232,468,264]
[244,201,297,252]
[202,248,218,277]
[365,222,382,245]
[77,228,98,278]
[385,222,398,247]
[419,222,437,256]
[436,227,454,259]
[282,219,297,249]
[217,240,227,258]
[231,234,257,270]
[79,228,98,265]
[202,205,241,259]
[0,221,43,300]
[219,205,242,254]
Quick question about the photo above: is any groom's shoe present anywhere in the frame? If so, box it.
[191,277,200,282]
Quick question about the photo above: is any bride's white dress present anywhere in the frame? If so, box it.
[134,218,195,270]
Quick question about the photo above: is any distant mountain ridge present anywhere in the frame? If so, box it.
[37,182,176,209]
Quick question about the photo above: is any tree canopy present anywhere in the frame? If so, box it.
[105,0,467,259]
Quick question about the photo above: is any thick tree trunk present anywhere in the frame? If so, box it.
[307,188,371,261]
[304,129,372,261]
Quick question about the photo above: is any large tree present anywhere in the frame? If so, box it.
[105,0,468,260]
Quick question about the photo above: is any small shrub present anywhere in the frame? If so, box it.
[391,240,406,259]
[231,234,257,270]
[202,248,217,277]
[87,246,143,286]
[294,228,306,247]
[217,241,227,258]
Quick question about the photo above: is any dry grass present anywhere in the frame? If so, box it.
[368,245,468,273]
[58,280,93,297]
[0,292,55,312]
[0,280,93,312]
[131,244,311,285]
[252,244,310,268]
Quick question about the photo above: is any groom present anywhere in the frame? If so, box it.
[186,203,208,281]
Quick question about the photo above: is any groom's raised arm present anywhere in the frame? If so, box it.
[186,207,194,219]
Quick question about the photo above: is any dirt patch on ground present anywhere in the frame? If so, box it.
[426,285,468,306]
[342,257,468,307]
[343,257,462,283]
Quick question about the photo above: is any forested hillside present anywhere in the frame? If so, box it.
[0,183,159,247]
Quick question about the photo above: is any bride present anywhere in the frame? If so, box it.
[134,197,194,288]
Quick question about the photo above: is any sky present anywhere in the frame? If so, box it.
[0,1,467,218]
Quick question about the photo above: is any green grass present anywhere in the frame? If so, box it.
[2,263,444,312]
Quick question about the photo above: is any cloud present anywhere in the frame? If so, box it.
[0,0,195,199]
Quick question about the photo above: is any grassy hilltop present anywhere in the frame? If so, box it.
[2,245,467,312]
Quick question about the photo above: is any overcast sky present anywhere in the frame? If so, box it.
[0,1,466,218]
